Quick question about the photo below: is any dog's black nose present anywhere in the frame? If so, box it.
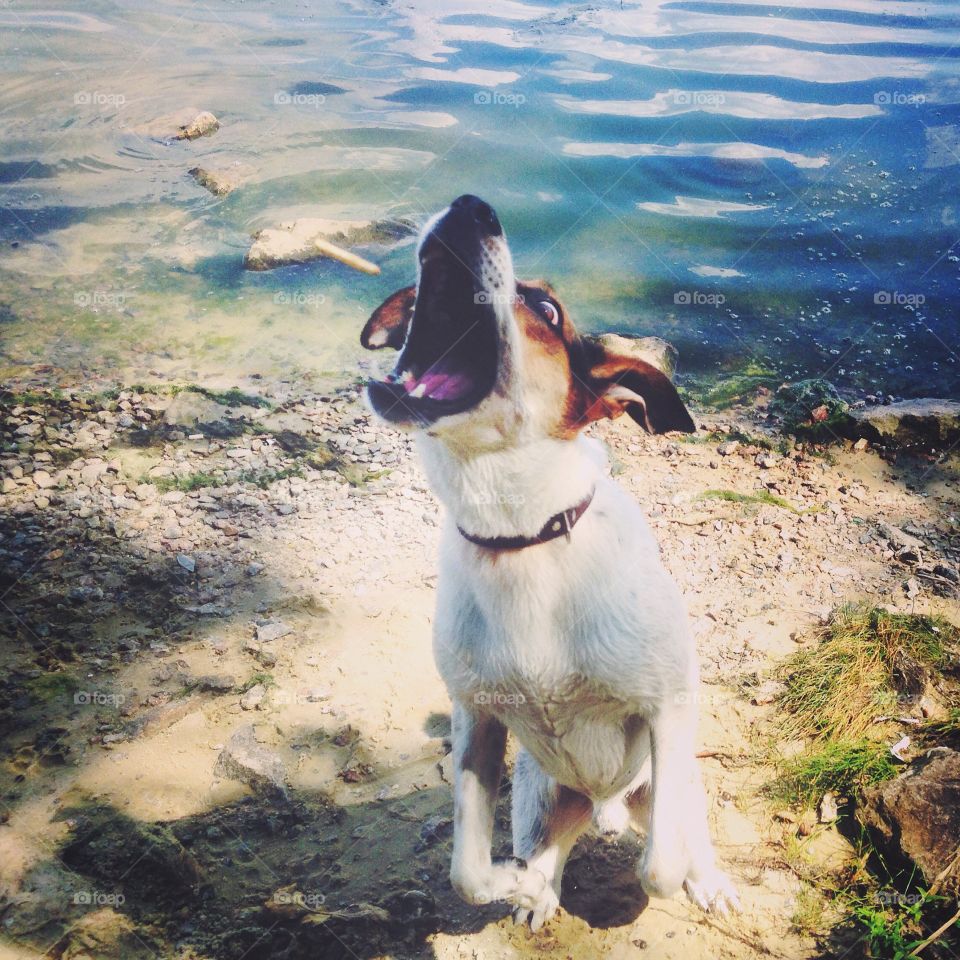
[449,194,502,236]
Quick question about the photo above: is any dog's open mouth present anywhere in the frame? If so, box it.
[366,197,505,426]
[366,294,499,424]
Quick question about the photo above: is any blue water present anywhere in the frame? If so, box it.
[0,0,958,397]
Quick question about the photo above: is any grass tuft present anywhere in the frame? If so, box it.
[698,488,809,514]
[777,606,957,742]
[767,739,899,807]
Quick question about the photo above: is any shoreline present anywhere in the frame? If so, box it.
[0,369,958,959]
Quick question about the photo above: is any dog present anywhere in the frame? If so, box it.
[360,195,740,930]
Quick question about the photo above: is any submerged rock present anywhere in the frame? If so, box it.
[243,217,416,271]
[175,111,220,141]
[848,398,960,449]
[189,166,241,197]
[858,749,960,894]
[770,379,848,433]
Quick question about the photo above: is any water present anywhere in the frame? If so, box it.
[1,0,959,398]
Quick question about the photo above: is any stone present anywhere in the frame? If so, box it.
[849,399,960,449]
[32,469,56,489]
[57,908,158,960]
[1,477,16,493]
[255,619,292,643]
[243,217,417,271]
[214,724,287,797]
[176,554,196,573]
[858,749,960,894]
[240,684,266,711]
[243,640,277,668]
[164,391,228,428]
[770,379,847,433]
[189,166,242,197]
[175,111,220,141]
[818,792,839,823]
[717,440,739,456]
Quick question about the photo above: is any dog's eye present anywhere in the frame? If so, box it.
[539,301,561,327]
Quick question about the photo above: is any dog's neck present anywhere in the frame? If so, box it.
[416,433,605,540]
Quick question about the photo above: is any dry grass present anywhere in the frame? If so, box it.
[776,606,958,742]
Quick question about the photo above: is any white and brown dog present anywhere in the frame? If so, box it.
[361,195,740,929]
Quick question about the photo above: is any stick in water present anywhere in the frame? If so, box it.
[313,238,381,275]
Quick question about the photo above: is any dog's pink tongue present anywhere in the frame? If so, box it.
[403,369,474,401]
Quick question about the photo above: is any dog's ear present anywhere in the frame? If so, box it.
[360,286,416,350]
[572,335,695,434]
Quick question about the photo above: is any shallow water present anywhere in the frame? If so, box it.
[1,0,959,397]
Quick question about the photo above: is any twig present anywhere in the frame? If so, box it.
[908,903,960,957]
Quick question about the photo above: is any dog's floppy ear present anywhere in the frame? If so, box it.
[360,286,416,350]
[573,334,695,434]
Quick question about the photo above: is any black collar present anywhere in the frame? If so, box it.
[458,488,595,552]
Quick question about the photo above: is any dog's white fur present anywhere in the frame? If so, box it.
[368,205,740,930]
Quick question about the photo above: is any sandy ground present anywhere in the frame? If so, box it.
[0,380,958,960]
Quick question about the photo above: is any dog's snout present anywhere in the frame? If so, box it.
[449,194,502,237]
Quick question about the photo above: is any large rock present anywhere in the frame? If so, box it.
[858,749,960,894]
[770,379,848,433]
[214,724,288,797]
[163,391,228,428]
[243,217,416,271]
[592,333,678,377]
[849,399,960,449]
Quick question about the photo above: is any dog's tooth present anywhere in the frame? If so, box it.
[410,383,427,399]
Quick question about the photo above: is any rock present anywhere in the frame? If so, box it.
[590,333,679,377]
[756,454,779,469]
[858,749,960,894]
[770,379,848,433]
[818,792,839,823]
[255,619,292,643]
[717,440,739,456]
[214,724,287,797]
[243,217,416,271]
[163,391,228,428]
[849,399,960,450]
[2,477,16,493]
[80,462,108,485]
[32,469,56,489]
[853,437,869,452]
[240,683,266,711]
[176,554,196,573]
[175,111,220,141]
[188,166,241,197]
[194,674,235,693]
[56,908,158,960]
[877,521,924,553]
[243,640,277,668]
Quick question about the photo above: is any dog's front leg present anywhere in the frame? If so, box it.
[449,701,548,911]
[639,699,740,914]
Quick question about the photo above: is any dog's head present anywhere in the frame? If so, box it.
[362,195,694,448]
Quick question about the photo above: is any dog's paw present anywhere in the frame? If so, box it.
[513,885,560,932]
[453,859,548,912]
[593,798,630,838]
[683,868,741,916]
